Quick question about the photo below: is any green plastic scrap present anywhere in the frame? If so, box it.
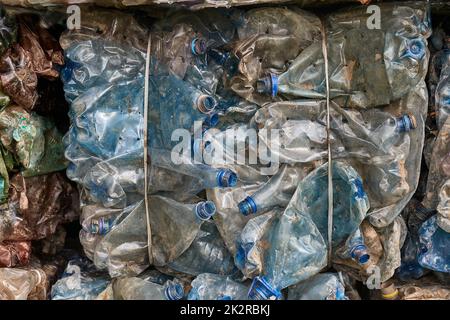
[0,105,68,177]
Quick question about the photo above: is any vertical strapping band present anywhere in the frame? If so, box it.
[143,33,153,265]
[320,18,333,267]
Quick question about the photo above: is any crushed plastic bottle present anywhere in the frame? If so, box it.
[188,273,248,300]
[168,220,237,276]
[397,200,434,281]
[113,277,184,300]
[418,215,449,274]
[287,273,348,300]
[80,195,219,277]
[51,257,111,300]
[224,4,431,108]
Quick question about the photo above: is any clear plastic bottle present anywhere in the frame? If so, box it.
[113,277,184,300]
[337,228,371,266]
[245,161,369,300]
[238,164,314,216]
[168,220,237,276]
[51,258,110,300]
[418,215,450,273]
[188,273,248,300]
[287,273,348,300]
[255,3,431,108]
[150,148,238,189]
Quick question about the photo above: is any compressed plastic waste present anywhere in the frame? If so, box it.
[0,105,67,176]
[79,195,219,277]
[397,200,435,281]
[1,256,65,300]
[112,277,184,300]
[188,273,249,300]
[418,215,449,273]
[0,0,372,10]
[0,0,441,302]
[235,161,370,299]
[287,273,348,300]
[51,257,111,300]
[0,15,63,111]
[0,172,78,241]
[167,220,237,276]
[222,4,431,109]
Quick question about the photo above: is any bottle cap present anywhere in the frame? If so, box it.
[216,169,238,188]
[396,114,417,133]
[217,295,233,300]
[197,95,217,114]
[195,201,217,220]
[405,39,426,60]
[350,244,370,265]
[248,276,281,300]
[164,282,184,300]
[204,112,219,127]
[256,73,279,97]
[238,196,257,216]
[191,37,207,56]
[89,217,113,235]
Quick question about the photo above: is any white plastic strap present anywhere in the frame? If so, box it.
[320,19,333,267]
[144,33,153,264]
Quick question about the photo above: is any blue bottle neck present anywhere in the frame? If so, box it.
[195,201,217,220]
[216,169,238,188]
[395,114,417,133]
[350,244,370,265]
[256,73,278,97]
[248,276,281,300]
[164,282,184,300]
[238,196,257,216]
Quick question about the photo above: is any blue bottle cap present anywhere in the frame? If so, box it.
[217,295,233,300]
[164,282,184,300]
[197,95,217,114]
[396,114,417,133]
[350,244,370,265]
[216,169,238,188]
[248,276,281,300]
[191,37,207,56]
[89,217,114,235]
[256,73,278,97]
[405,39,426,60]
[238,196,257,216]
[352,178,366,199]
[195,201,217,220]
